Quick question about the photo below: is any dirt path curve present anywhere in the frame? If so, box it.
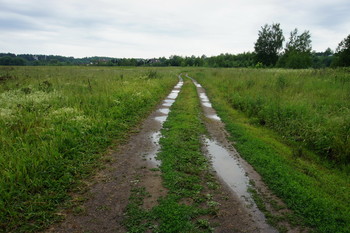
[47,76,183,233]
[187,74,279,233]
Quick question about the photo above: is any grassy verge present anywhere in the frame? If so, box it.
[0,66,178,232]
[124,78,218,232]
[193,70,350,233]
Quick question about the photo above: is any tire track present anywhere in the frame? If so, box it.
[188,74,278,233]
[47,76,183,233]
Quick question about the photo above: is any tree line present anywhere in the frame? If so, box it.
[1,25,349,68]
[254,23,349,68]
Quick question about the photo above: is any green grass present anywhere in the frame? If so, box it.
[124,78,217,232]
[191,68,350,164]
[190,68,350,232]
[0,66,178,232]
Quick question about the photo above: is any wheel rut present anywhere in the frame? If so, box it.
[188,74,278,233]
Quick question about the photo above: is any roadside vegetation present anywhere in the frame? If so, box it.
[124,78,218,232]
[0,66,177,232]
[191,68,350,232]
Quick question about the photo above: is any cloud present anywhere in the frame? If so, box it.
[0,0,349,57]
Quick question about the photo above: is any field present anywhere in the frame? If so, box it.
[0,66,349,232]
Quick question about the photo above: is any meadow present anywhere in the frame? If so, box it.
[0,66,177,232]
[190,68,350,232]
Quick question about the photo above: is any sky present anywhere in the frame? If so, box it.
[0,0,349,58]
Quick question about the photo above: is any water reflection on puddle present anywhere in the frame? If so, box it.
[154,116,167,124]
[158,108,170,114]
[199,93,209,102]
[207,114,221,121]
[202,102,212,108]
[167,92,179,99]
[146,132,162,166]
[205,138,251,202]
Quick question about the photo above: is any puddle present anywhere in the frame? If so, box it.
[202,102,212,108]
[167,92,179,99]
[164,99,175,104]
[158,108,170,114]
[199,93,209,102]
[147,132,162,166]
[145,76,183,167]
[207,114,221,121]
[154,116,167,124]
[205,138,251,204]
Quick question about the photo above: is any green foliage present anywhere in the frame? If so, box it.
[254,23,285,66]
[332,34,350,67]
[278,29,312,69]
[312,48,334,68]
[192,68,350,232]
[0,66,178,232]
[0,56,26,65]
[277,50,312,69]
[285,29,312,53]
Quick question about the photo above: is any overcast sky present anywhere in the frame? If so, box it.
[0,0,349,58]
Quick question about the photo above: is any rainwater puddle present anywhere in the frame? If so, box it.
[167,91,179,99]
[207,114,221,121]
[199,93,209,102]
[146,77,183,167]
[154,116,167,124]
[202,102,212,108]
[158,108,170,114]
[147,132,162,166]
[205,138,251,204]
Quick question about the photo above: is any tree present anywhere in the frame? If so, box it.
[332,34,350,67]
[278,29,312,69]
[285,29,312,53]
[254,23,284,66]
[312,48,334,68]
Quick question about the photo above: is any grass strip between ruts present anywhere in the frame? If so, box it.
[124,78,219,232]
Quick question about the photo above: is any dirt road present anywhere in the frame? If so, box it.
[47,74,287,232]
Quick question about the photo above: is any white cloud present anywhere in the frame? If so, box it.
[0,0,349,57]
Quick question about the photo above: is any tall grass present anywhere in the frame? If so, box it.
[193,68,350,164]
[0,66,178,232]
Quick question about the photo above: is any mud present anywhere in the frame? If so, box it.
[188,75,278,233]
[47,77,183,233]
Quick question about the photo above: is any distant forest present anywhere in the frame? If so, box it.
[0,50,337,68]
[1,25,349,68]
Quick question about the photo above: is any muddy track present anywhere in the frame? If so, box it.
[47,77,184,233]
